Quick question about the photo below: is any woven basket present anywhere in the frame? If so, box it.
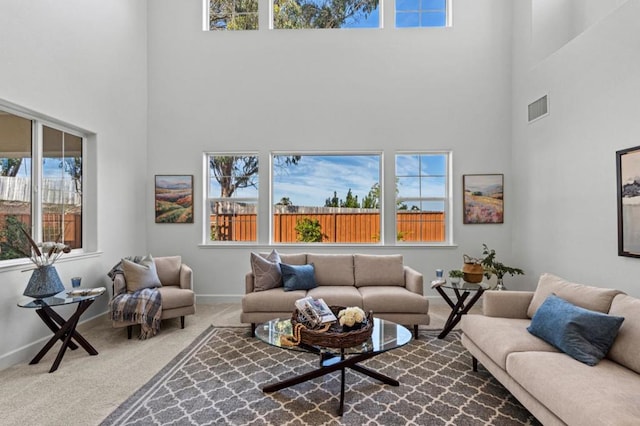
[291,306,373,348]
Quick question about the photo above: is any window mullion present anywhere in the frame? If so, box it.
[32,121,43,242]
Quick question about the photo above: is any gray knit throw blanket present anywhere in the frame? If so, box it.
[109,257,162,339]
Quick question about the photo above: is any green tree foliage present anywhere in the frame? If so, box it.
[1,158,22,177]
[295,217,326,242]
[210,156,300,198]
[324,191,340,207]
[277,197,293,206]
[0,216,30,261]
[324,189,361,208]
[274,0,379,29]
[210,0,258,30]
[61,157,82,193]
[210,0,379,30]
[362,183,379,209]
[342,188,359,208]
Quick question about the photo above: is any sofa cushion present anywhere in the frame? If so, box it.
[527,295,624,366]
[354,254,405,287]
[242,287,306,313]
[359,286,428,314]
[251,250,282,292]
[306,286,363,308]
[281,263,318,291]
[154,256,181,286]
[123,255,162,293]
[157,285,194,310]
[527,273,623,318]
[506,351,640,426]
[461,314,557,370]
[279,253,307,265]
[306,254,354,286]
[607,294,640,374]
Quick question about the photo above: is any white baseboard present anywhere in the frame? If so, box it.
[0,311,106,372]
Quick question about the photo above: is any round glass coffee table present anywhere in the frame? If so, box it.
[255,317,412,416]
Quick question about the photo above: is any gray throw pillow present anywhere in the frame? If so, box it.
[123,255,162,293]
[251,250,282,292]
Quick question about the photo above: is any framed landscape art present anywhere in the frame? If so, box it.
[155,175,194,224]
[463,174,504,224]
[617,145,640,257]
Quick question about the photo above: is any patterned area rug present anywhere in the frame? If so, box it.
[101,327,541,425]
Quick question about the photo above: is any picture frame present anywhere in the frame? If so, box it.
[155,175,194,224]
[616,146,640,257]
[463,174,504,224]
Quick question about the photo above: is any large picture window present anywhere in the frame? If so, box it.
[395,152,449,243]
[0,110,84,262]
[272,153,381,243]
[205,154,259,242]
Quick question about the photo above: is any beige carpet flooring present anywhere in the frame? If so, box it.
[0,302,476,426]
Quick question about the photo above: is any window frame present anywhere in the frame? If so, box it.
[0,101,92,268]
[203,0,453,31]
[203,152,260,245]
[270,151,383,245]
[395,0,452,29]
[395,151,452,245]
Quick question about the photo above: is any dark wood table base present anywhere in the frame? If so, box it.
[30,299,99,373]
[262,348,400,416]
[435,285,485,339]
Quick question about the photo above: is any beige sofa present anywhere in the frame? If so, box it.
[241,253,429,337]
[461,273,640,425]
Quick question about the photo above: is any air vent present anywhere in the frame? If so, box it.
[528,95,548,122]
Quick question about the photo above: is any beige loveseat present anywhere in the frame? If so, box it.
[241,253,429,337]
[461,273,640,425]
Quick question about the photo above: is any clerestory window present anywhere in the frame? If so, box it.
[205,0,451,30]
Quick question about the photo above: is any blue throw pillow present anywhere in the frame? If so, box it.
[527,294,624,366]
[280,263,317,292]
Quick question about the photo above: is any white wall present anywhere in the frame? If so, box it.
[512,0,640,297]
[532,0,628,63]
[145,0,517,301]
[0,1,148,369]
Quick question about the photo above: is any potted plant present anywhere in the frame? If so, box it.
[448,269,464,284]
[480,244,524,290]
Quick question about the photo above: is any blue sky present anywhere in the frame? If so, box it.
[273,155,380,206]
[14,158,70,179]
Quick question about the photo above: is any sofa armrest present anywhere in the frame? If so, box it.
[113,273,126,295]
[404,266,424,296]
[245,272,255,294]
[179,264,193,290]
[482,290,534,318]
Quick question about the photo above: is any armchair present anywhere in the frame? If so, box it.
[111,256,196,339]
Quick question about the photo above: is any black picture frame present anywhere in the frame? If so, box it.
[616,146,640,257]
[154,175,194,224]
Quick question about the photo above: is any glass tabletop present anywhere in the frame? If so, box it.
[17,287,106,308]
[255,317,412,355]
[439,281,489,291]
